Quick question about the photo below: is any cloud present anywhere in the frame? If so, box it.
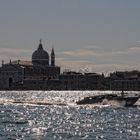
[128,46,140,53]
[0,47,32,62]
[56,46,140,73]
[1,46,140,73]
[61,47,131,58]
[56,59,140,74]
[61,49,99,57]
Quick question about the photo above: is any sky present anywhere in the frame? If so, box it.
[1,0,140,73]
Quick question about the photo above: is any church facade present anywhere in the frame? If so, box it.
[0,40,60,89]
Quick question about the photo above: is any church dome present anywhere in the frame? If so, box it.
[32,40,49,65]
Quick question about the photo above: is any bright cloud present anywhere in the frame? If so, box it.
[62,46,140,59]
[62,49,99,57]
[128,46,140,53]
[56,46,140,73]
[1,46,140,73]
[56,59,140,74]
[0,47,32,62]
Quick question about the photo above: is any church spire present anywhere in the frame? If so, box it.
[40,39,42,44]
[51,48,55,66]
[38,39,43,50]
[2,60,4,66]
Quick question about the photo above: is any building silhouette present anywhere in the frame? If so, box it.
[0,41,140,90]
[0,40,60,89]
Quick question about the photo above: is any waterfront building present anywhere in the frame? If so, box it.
[0,40,60,89]
[59,71,86,90]
[107,71,140,91]
[59,71,104,90]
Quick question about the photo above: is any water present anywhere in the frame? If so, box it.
[0,91,140,140]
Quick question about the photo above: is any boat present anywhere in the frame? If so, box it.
[76,92,140,107]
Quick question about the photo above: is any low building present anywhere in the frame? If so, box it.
[59,71,86,90]
[59,71,104,90]
[108,71,140,91]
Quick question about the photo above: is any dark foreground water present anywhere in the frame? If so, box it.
[0,91,140,140]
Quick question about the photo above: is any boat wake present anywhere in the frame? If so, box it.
[0,91,139,108]
[0,98,68,106]
[102,99,127,107]
[0,98,139,108]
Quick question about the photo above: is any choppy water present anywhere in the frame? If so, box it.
[0,91,140,140]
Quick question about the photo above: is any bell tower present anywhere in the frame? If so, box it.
[51,48,55,66]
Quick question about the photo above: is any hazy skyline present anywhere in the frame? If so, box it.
[1,0,140,73]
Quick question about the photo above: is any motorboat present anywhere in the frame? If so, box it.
[76,92,140,107]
